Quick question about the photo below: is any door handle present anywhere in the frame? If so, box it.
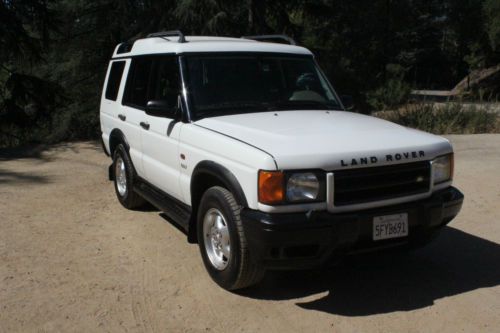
[140,122,150,130]
[118,114,126,121]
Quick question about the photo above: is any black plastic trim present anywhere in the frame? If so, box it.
[133,176,191,231]
[178,55,193,123]
[109,129,130,154]
[333,161,431,206]
[147,30,186,43]
[112,52,176,61]
[191,161,248,207]
[242,34,297,45]
[117,42,133,54]
[240,186,464,270]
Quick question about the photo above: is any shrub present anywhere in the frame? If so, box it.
[367,64,412,111]
[374,102,500,134]
[367,78,412,111]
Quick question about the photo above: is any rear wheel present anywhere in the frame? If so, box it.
[197,186,264,290]
[112,144,145,209]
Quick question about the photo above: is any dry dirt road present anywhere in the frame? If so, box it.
[1,135,500,333]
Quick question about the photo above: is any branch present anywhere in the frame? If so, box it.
[0,129,24,141]
[0,64,13,75]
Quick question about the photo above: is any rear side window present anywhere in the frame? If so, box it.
[123,57,154,108]
[105,61,125,101]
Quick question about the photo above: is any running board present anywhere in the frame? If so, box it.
[133,177,191,232]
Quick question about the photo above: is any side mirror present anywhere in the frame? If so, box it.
[340,95,354,111]
[145,99,179,118]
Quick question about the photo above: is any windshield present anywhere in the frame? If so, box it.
[184,54,341,119]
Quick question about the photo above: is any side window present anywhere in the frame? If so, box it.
[123,57,154,108]
[105,61,125,101]
[149,56,181,108]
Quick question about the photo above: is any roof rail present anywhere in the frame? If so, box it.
[116,42,133,54]
[147,30,186,43]
[242,34,297,45]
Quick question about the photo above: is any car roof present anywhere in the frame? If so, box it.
[111,36,313,58]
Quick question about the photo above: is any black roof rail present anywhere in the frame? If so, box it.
[115,30,185,56]
[242,34,297,45]
[147,30,186,43]
[116,42,133,54]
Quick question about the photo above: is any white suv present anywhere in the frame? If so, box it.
[100,31,464,290]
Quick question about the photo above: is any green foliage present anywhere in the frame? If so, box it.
[464,42,487,70]
[484,0,500,51]
[376,103,500,134]
[1,0,500,147]
[0,0,62,147]
[367,64,412,110]
[367,79,412,111]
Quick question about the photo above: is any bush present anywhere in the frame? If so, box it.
[367,64,412,111]
[367,78,412,111]
[374,102,500,134]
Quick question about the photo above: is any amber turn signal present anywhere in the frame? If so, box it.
[258,170,284,205]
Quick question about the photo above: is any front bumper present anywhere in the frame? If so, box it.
[241,186,464,270]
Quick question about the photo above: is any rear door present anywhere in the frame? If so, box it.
[100,60,126,152]
[140,55,184,200]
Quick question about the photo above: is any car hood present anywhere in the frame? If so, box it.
[194,110,452,170]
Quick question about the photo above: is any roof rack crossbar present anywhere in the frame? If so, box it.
[242,34,297,45]
[147,30,186,43]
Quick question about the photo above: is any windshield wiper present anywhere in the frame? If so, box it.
[271,100,339,110]
[194,100,340,120]
[195,102,270,118]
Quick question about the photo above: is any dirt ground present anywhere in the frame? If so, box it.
[1,135,499,332]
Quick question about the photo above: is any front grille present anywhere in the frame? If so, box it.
[334,161,431,206]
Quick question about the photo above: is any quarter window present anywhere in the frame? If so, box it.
[105,61,125,101]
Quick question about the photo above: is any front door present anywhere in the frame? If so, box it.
[140,55,184,200]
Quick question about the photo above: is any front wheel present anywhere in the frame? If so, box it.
[197,186,264,290]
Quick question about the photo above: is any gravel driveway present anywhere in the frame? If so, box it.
[1,135,499,332]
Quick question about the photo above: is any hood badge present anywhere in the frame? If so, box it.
[341,151,425,167]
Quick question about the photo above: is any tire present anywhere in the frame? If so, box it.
[197,186,264,290]
[112,144,145,209]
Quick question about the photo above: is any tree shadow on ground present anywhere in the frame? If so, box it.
[239,227,500,316]
[85,141,106,154]
[0,144,52,161]
[0,168,51,185]
[0,141,101,162]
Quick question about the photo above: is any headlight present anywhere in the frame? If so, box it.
[433,154,453,184]
[286,173,320,202]
[258,170,325,205]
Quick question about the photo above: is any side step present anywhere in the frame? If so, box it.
[133,177,191,232]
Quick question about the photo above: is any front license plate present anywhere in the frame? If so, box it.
[373,213,409,241]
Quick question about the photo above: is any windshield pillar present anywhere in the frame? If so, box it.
[178,55,194,122]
